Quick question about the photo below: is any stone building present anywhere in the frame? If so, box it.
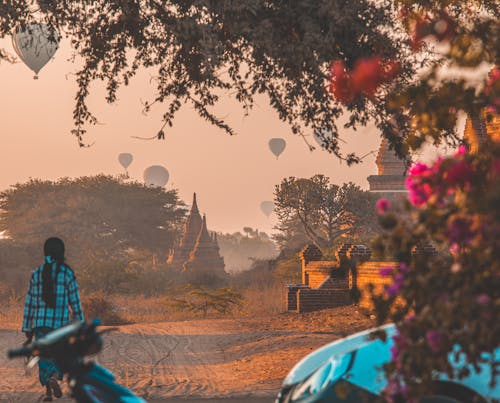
[168,193,227,283]
[367,138,408,200]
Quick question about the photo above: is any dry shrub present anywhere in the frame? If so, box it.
[236,281,287,317]
[109,294,170,323]
[81,292,128,325]
[166,285,243,318]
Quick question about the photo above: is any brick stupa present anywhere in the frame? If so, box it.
[168,193,226,282]
[183,214,226,279]
[167,193,203,267]
[367,138,408,200]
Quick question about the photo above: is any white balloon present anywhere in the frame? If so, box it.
[314,128,334,151]
[269,138,286,158]
[12,23,59,77]
[118,153,133,169]
[260,201,275,217]
[143,165,169,188]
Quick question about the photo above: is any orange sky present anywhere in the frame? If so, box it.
[1,38,389,234]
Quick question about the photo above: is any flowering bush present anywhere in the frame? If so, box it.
[371,138,500,400]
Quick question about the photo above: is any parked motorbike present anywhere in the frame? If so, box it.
[8,319,146,403]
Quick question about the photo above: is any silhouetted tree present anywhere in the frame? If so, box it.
[0,175,187,280]
[274,175,378,249]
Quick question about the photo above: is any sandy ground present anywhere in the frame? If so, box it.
[0,308,374,402]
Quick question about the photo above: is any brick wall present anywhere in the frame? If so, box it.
[317,270,349,290]
[308,271,330,288]
[297,289,351,313]
[356,261,397,309]
[303,261,339,288]
[286,285,309,311]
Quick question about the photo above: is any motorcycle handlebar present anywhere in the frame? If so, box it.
[7,346,33,359]
[7,319,103,361]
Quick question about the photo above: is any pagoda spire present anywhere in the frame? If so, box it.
[184,214,226,278]
[191,192,199,214]
[167,192,203,267]
[195,214,212,247]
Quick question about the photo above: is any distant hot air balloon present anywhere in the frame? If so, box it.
[143,165,169,188]
[313,128,346,150]
[268,138,286,159]
[118,153,133,169]
[260,201,275,217]
[313,128,328,150]
[12,23,59,79]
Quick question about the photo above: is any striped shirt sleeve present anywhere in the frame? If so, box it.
[22,272,36,332]
[68,272,84,322]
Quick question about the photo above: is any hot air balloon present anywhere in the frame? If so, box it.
[260,201,275,218]
[313,128,346,150]
[268,138,286,159]
[143,165,169,188]
[118,153,133,170]
[12,23,59,79]
[313,129,328,150]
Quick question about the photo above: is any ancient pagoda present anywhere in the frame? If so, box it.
[183,214,226,280]
[367,138,408,200]
[167,193,226,282]
[167,193,203,267]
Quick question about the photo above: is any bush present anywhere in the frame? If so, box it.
[81,291,128,325]
[166,285,243,318]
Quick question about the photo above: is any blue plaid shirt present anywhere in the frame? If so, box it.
[22,262,84,332]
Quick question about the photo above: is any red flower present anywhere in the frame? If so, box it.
[329,57,400,105]
[376,198,391,214]
[329,61,355,104]
[351,57,383,97]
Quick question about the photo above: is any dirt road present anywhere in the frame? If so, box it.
[0,311,373,402]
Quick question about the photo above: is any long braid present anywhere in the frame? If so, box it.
[42,237,65,309]
[41,257,56,308]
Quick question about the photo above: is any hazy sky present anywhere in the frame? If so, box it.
[1,38,386,234]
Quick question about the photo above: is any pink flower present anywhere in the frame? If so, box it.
[385,272,405,297]
[408,162,430,176]
[376,198,391,214]
[399,263,409,273]
[476,294,491,306]
[379,266,394,277]
[425,330,443,353]
[445,159,474,187]
[447,216,474,244]
[454,145,467,156]
[406,176,434,206]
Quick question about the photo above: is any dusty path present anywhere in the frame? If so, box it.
[0,310,373,402]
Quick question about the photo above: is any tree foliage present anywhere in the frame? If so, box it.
[274,175,378,250]
[0,175,187,280]
[0,0,416,162]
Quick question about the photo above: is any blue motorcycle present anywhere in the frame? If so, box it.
[8,319,146,403]
[276,324,499,403]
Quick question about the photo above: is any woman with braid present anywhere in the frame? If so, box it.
[22,237,84,401]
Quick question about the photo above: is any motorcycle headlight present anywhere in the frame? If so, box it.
[289,353,352,401]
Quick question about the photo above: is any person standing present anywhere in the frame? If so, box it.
[22,237,85,401]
